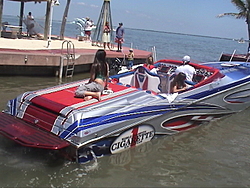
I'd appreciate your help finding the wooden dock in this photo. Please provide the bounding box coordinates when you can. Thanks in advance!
[0,36,152,76]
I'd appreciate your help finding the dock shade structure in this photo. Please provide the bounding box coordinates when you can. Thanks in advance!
[0,0,69,40]
[92,0,114,47]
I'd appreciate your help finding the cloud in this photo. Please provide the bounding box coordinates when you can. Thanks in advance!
[137,13,151,19]
[75,2,99,8]
[76,2,86,6]
[123,9,152,20]
[90,4,99,8]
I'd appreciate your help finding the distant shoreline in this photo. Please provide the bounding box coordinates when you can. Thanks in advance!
[127,27,232,41]
[2,14,236,41]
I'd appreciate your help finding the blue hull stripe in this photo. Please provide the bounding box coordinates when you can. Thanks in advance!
[60,103,225,139]
[188,77,250,99]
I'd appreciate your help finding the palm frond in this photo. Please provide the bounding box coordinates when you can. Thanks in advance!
[231,0,247,12]
[217,12,245,19]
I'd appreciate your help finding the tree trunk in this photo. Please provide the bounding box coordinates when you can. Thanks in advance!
[59,0,71,40]
[247,13,250,52]
[0,0,3,38]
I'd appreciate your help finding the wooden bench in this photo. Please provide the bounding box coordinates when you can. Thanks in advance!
[4,25,23,39]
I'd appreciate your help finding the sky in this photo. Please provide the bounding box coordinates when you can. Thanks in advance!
[2,0,248,39]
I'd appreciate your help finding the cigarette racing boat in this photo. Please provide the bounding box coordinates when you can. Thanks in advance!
[1,59,250,163]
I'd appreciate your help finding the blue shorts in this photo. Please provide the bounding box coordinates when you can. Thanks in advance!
[127,60,133,69]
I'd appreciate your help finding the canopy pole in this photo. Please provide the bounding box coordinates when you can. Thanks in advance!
[18,2,24,34]
[44,0,52,40]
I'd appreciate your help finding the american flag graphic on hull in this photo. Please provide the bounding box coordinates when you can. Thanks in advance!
[161,114,225,132]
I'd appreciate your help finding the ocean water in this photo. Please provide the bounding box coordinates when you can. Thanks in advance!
[2,14,248,61]
[0,15,250,187]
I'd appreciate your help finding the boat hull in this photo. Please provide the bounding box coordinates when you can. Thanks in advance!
[1,59,250,163]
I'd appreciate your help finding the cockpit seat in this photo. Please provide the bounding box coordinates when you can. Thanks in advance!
[130,66,161,93]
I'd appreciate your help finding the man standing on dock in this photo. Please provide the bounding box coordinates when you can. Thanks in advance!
[84,17,93,41]
[25,12,41,38]
[115,23,124,52]
[26,12,35,37]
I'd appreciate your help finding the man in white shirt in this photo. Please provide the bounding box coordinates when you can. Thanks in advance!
[84,17,93,40]
[26,12,34,36]
[175,55,196,84]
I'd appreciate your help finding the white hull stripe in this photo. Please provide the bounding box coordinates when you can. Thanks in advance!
[191,116,214,121]
[166,122,193,130]
[34,80,88,96]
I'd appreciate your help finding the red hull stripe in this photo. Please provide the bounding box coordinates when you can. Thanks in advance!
[23,83,138,132]
[173,124,198,131]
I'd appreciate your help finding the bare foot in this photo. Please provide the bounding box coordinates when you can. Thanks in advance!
[95,92,101,101]
[84,96,92,101]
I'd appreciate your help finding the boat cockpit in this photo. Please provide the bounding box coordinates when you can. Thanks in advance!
[110,59,223,95]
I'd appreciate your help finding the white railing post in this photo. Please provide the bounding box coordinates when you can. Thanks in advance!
[229,49,236,62]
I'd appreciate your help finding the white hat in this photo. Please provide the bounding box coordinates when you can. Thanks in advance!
[182,55,190,63]
[129,48,133,52]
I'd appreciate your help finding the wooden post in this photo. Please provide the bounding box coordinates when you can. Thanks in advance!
[44,0,52,40]
[19,2,24,34]
[0,0,3,38]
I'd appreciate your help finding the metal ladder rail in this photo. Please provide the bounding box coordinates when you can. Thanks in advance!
[65,41,76,78]
[152,46,157,61]
[229,49,236,62]
[246,56,250,62]
[246,53,250,62]
[61,40,76,78]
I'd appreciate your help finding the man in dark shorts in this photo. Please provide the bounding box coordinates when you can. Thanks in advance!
[115,23,125,52]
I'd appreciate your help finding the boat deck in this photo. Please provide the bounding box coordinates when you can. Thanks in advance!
[24,80,139,112]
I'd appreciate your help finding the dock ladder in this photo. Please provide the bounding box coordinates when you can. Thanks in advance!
[61,40,76,78]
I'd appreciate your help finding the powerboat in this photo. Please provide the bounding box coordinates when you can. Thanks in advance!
[219,49,250,62]
[1,59,250,163]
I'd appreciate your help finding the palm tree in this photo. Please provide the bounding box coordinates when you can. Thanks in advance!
[0,0,3,38]
[218,0,250,51]
[60,0,71,40]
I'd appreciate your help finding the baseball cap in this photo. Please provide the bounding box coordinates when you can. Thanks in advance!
[182,55,190,63]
